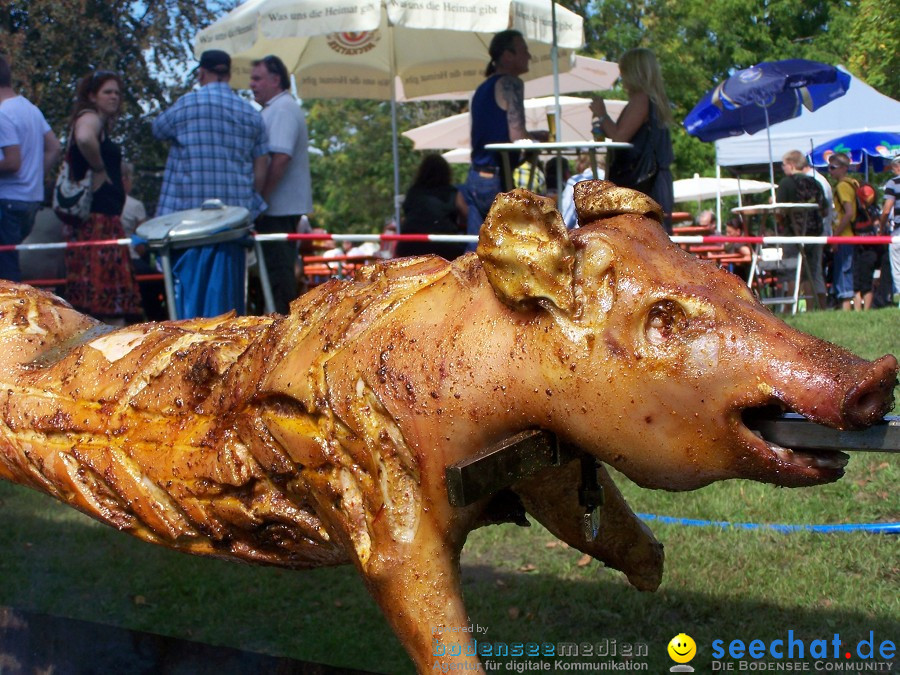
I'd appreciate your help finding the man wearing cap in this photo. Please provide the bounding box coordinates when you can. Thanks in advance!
[249,54,312,314]
[153,49,268,217]
[152,50,269,318]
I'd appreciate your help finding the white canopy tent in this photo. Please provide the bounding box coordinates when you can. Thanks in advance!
[715,70,900,168]
[710,69,900,226]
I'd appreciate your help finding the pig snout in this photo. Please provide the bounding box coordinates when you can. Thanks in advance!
[840,354,898,429]
[762,342,897,431]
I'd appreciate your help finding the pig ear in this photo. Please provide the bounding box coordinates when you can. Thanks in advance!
[574,180,664,226]
[476,189,575,313]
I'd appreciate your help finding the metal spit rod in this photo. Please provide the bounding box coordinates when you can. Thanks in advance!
[445,415,900,508]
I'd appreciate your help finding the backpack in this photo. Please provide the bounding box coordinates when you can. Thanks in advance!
[789,174,825,236]
[853,183,880,235]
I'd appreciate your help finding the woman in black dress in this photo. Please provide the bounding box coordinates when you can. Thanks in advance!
[397,154,468,260]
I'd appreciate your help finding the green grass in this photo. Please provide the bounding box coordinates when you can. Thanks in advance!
[0,309,897,673]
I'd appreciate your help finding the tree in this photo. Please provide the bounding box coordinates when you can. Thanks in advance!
[307,98,464,233]
[1,0,235,206]
[565,0,876,182]
[843,0,900,100]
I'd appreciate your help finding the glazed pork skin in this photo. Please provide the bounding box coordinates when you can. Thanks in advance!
[0,181,895,673]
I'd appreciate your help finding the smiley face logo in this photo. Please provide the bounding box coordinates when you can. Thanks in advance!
[668,633,696,663]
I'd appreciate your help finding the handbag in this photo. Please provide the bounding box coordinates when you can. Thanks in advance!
[52,149,92,223]
[608,104,660,194]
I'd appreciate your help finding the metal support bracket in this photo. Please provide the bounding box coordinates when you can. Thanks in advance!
[445,430,578,507]
[578,454,604,541]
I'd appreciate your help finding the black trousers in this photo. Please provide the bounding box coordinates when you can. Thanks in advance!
[255,214,300,315]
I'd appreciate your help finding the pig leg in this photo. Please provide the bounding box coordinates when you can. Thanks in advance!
[513,460,664,591]
[362,527,480,673]
[303,476,480,673]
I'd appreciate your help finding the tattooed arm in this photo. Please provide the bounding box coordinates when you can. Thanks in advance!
[495,74,529,141]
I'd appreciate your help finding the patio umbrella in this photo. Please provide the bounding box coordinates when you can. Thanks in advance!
[673,174,774,203]
[398,54,619,101]
[196,0,584,222]
[403,96,626,150]
[683,59,852,202]
[808,131,900,178]
[196,0,583,97]
[442,148,473,164]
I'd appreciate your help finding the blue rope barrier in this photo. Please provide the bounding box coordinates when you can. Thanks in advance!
[636,513,900,534]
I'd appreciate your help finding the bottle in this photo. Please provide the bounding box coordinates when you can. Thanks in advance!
[591,115,606,142]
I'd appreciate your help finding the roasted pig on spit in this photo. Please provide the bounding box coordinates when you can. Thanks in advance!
[0,181,895,672]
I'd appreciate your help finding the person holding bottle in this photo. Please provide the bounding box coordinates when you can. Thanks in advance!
[590,48,674,233]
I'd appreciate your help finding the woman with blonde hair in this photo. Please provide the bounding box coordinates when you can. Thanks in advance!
[591,48,675,232]
[62,70,142,323]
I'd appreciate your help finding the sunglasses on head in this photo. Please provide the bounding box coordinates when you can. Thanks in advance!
[828,164,841,170]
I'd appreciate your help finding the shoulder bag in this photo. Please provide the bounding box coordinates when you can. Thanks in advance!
[52,145,92,224]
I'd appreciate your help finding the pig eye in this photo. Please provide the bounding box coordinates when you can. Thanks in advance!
[645,300,687,346]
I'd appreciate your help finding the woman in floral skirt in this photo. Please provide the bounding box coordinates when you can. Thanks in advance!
[63,70,142,324]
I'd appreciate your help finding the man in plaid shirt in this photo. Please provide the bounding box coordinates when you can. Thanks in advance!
[152,50,269,319]
[153,50,268,217]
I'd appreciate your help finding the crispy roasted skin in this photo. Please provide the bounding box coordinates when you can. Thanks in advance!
[0,182,895,674]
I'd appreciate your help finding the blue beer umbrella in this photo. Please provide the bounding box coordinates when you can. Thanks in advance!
[684,59,852,200]
[808,131,900,176]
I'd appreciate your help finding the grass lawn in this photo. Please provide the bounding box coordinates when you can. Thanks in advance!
[0,308,897,673]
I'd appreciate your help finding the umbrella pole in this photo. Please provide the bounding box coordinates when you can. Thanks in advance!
[764,105,776,204]
[389,28,401,230]
[551,1,561,142]
[550,1,563,203]
[715,161,722,231]
[391,93,401,229]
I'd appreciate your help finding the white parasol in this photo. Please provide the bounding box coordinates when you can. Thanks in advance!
[398,55,619,101]
[196,0,584,98]
[673,174,775,203]
[403,97,626,151]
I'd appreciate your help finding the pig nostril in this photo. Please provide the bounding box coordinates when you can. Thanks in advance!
[844,382,893,428]
[857,391,884,416]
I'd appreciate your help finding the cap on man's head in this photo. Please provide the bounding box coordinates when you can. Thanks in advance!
[197,49,231,74]
[891,155,900,167]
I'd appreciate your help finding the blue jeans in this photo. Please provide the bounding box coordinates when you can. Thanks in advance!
[0,200,40,282]
[832,244,854,300]
[462,168,502,252]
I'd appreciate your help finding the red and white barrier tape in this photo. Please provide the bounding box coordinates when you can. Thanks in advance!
[2,233,899,253]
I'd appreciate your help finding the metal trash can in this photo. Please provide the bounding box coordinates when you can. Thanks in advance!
[137,200,275,320]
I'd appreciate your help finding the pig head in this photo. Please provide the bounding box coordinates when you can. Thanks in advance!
[472,182,897,492]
